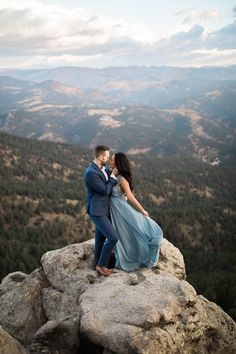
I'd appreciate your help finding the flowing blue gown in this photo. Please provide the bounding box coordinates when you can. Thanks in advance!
[110,175,163,271]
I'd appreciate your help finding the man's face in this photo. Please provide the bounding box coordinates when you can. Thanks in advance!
[100,150,110,165]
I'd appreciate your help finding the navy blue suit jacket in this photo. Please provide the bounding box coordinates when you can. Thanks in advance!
[84,162,117,216]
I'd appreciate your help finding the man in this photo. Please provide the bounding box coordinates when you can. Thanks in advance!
[84,145,118,276]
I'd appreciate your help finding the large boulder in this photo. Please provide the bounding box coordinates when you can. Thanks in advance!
[41,239,98,296]
[40,237,186,296]
[0,238,235,353]
[0,271,28,297]
[42,287,80,320]
[154,238,186,280]
[28,318,80,354]
[79,270,236,354]
[0,325,29,354]
[0,268,48,345]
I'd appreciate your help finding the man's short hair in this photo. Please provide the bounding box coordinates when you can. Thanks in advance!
[95,145,110,158]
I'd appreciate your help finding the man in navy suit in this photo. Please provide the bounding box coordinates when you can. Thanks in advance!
[84,145,118,276]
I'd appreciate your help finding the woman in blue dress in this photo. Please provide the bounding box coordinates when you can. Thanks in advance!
[109,152,163,272]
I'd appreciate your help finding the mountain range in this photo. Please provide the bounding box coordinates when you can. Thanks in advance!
[0,65,235,166]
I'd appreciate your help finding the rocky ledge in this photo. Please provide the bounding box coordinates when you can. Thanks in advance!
[0,238,235,354]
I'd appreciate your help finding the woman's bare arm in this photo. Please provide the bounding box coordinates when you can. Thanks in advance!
[120,178,149,216]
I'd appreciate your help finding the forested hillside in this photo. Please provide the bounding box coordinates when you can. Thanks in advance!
[0,132,93,276]
[0,131,235,319]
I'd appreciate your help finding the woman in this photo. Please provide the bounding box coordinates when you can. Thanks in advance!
[109,152,163,271]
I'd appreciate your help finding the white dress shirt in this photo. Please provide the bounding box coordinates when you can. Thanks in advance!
[101,166,108,181]
[101,166,117,181]
[93,161,117,181]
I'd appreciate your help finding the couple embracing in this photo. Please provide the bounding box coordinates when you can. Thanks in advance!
[84,145,163,276]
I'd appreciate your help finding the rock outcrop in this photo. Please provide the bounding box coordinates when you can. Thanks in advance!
[0,325,29,354]
[0,238,235,354]
[0,268,48,345]
[28,318,80,354]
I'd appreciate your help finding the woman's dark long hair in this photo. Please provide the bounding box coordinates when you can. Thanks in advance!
[114,152,133,190]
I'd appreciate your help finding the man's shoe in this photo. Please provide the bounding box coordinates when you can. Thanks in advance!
[96,265,112,276]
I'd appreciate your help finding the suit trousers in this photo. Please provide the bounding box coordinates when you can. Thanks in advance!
[89,215,118,267]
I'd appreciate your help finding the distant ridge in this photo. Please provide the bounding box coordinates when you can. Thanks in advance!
[1,65,236,90]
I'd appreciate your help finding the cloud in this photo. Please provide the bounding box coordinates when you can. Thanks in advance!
[130,24,236,67]
[0,1,156,57]
[233,6,236,17]
[174,8,219,23]
[0,0,235,68]
[183,10,219,24]
[206,20,236,50]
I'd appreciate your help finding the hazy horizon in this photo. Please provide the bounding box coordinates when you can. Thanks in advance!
[0,63,236,72]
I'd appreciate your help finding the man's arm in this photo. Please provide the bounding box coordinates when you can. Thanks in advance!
[85,170,117,195]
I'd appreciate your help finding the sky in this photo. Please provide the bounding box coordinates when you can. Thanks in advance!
[0,0,236,69]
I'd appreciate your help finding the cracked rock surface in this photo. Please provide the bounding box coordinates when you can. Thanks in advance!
[0,238,235,354]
